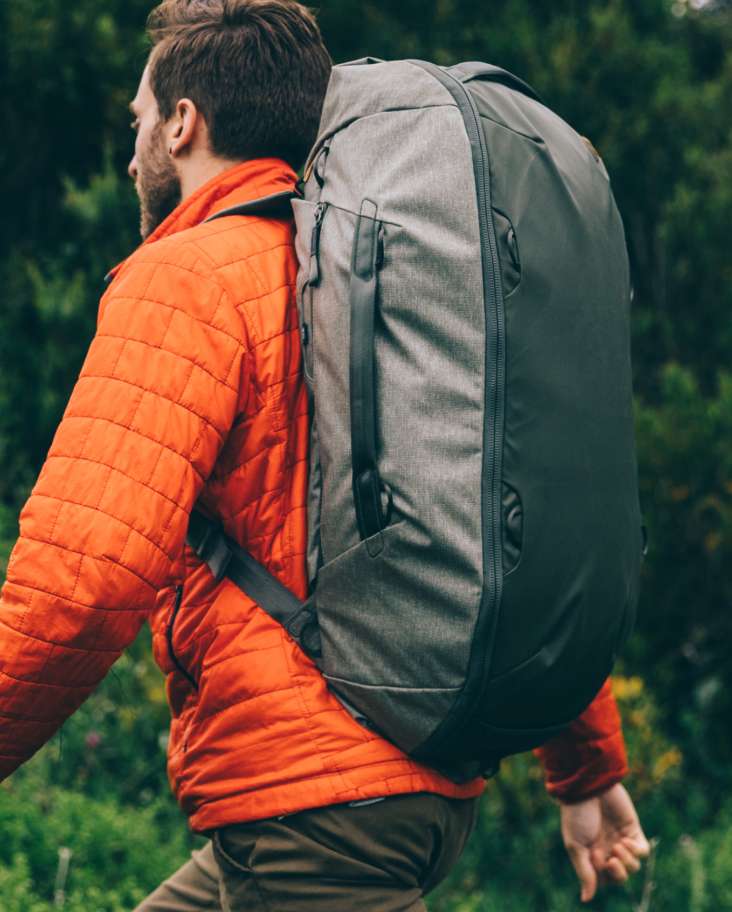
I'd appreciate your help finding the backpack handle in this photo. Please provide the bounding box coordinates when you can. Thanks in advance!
[448,62,543,105]
[340,56,385,67]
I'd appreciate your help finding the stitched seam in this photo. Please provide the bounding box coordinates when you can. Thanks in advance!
[104,294,243,347]
[5,579,150,613]
[130,243,294,286]
[0,668,100,690]
[210,242,294,273]
[68,551,86,611]
[158,292,178,353]
[187,218,262,242]
[0,618,121,654]
[224,456,308,517]
[95,334,239,389]
[15,535,158,591]
[212,437,288,483]
[193,681,303,724]
[77,376,227,440]
[246,367,302,396]
[213,512,306,550]
[30,494,173,561]
[240,320,299,354]
[59,417,206,482]
[176,620,276,652]
[233,279,295,306]
[212,287,244,394]
[101,294,293,354]
[144,444,172,506]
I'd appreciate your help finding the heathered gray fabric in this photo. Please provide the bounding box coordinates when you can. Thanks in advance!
[294,62,486,745]
[314,60,457,150]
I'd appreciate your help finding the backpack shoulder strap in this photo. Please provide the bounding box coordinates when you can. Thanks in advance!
[186,510,321,657]
[205,190,300,223]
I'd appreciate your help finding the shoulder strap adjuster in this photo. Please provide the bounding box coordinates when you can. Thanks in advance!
[285,604,322,659]
[188,514,232,582]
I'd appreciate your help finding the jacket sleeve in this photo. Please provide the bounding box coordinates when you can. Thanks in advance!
[0,251,247,779]
[533,677,629,803]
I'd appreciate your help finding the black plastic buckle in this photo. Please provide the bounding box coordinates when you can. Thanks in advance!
[191,524,216,560]
[207,537,233,582]
[286,605,315,639]
[192,524,232,582]
[285,606,322,658]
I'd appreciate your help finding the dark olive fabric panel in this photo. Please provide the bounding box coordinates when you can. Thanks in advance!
[470,77,642,729]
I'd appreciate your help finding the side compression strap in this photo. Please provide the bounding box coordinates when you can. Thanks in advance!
[186,510,321,657]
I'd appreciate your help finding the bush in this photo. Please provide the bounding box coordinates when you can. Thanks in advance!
[0,771,195,910]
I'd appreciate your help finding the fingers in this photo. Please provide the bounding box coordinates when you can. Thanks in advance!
[610,841,642,875]
[605,854,631,883]
[622,833,652,858]
[567,844,598,903]
[594,834,650,888]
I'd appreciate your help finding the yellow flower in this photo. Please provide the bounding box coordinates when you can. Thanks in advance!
[652,747,683,782]
[613,676,644,701]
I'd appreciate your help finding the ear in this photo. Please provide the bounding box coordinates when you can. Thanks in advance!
[168,98,204,157]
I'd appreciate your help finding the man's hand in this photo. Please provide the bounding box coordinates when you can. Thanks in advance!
[560,782,651,903]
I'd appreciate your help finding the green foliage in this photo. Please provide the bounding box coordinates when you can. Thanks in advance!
[0,773,193,910]
[635,366,732,779]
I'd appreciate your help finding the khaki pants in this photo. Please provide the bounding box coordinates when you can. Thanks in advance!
[135,793,480,912]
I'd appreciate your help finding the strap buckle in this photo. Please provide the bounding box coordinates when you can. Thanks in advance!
[191,524,232,582]
[285,605,322,658]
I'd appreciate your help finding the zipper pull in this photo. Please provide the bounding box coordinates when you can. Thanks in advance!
[309,202,327,287]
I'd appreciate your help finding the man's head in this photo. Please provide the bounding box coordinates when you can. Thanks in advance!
[129,0,332,238]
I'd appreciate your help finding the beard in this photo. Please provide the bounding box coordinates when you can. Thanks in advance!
[136,122,182,240]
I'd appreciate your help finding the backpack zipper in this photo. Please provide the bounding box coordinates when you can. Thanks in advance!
[309,201,328,287]
[302,201,329,383]
[408,60,506,762]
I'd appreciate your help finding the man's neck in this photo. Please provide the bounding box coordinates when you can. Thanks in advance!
[179,155,244,202]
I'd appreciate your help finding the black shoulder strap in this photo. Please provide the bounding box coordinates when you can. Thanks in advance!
[186,510,321,657]
[205,190,299,223]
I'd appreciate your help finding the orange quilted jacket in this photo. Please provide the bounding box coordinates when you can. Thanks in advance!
[0,159,627,830]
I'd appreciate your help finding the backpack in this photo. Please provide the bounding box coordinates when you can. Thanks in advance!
[189,58,643,782]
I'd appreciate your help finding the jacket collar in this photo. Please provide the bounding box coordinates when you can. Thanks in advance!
[106,157,298,283]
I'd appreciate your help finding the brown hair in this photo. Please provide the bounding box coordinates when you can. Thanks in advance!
[146,0,332,169]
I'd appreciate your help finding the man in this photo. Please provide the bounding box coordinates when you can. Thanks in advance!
[0,1,649,908]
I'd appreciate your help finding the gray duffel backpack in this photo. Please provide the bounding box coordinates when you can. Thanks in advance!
[189,58,644,782]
